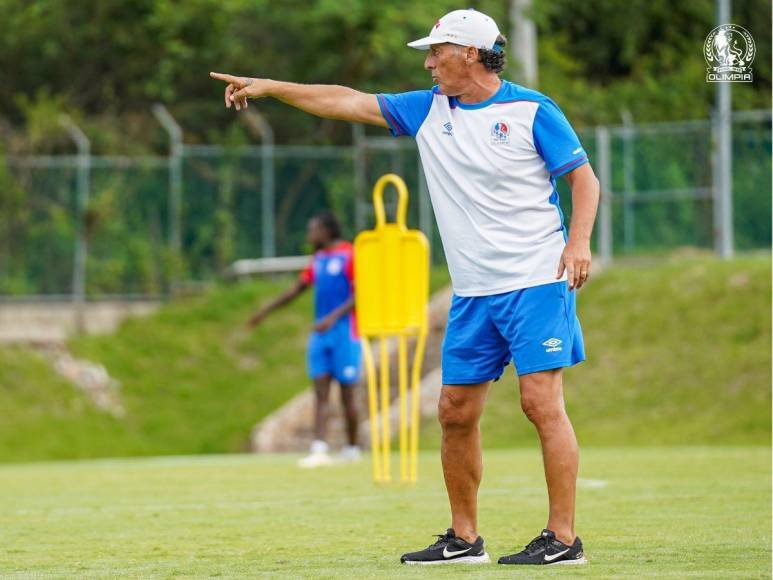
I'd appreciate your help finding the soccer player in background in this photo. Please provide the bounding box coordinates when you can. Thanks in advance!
[213,7,599,566]
[248,212,362,467]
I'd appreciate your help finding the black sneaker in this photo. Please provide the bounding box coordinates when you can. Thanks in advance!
[400,528,490,565]
[498,529,587,566]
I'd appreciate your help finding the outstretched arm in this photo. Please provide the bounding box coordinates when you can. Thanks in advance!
[210,73,388,128]
[247,279,309,328]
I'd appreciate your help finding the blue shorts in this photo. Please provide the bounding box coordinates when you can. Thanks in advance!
[307,322,362,384]
[442,281,585,384]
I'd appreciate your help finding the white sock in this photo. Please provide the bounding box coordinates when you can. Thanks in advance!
[310,439,329,454]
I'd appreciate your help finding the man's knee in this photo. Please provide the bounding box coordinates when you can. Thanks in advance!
[519,372,566,426]
[314,378,331,402]
[341,389,357,415]
[520,391,565,426]
[438,391,478,432]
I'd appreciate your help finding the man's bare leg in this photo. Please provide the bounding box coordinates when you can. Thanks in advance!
[339,383,358,446]
[313,374,333,441]
[519,368,578,545]
[438,382,491,544]
[297,374,335,467]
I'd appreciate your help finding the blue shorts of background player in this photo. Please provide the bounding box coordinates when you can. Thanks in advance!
[307,320,362,385]
[442,280,585,384]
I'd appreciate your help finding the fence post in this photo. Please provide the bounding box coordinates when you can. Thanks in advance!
[510,0,538,87]
[259,117,276,258]
[595,125,613,264]
[712,0,734,259]
[152,105,183,261]
[243,110,276,257]
[621,111,635,252]
[352,124,367,232]
[711,111,734,258]
[59,115,90,334]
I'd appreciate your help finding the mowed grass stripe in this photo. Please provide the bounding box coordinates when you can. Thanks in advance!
[1,447,769,578]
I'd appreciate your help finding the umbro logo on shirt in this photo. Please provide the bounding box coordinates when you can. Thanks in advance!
[442,122,453,136]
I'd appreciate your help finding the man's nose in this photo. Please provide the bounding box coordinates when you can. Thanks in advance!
[424,56,434,70]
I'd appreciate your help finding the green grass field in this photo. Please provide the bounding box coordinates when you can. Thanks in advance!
[425,253,772,448]
[0,266,455,462]
[1,447,769,578]
[0,254,770,461]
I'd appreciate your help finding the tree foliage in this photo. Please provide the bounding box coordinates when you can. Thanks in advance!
[0,0,769,149]
[0,1,769,295]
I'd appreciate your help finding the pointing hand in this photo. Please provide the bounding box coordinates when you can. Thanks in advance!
[209,72,271,111]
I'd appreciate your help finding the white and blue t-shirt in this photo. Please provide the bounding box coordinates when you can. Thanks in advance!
[377,80,588,297]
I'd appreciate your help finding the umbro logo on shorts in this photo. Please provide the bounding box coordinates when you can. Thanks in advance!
[542,338,563,352]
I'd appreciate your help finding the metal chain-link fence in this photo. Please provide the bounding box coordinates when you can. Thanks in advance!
[2,111,770,299]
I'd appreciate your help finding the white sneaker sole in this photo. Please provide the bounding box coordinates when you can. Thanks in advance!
[403,553,491,565]
[547,556,588,566]
[297,455,334,468]
[498,556,588,566]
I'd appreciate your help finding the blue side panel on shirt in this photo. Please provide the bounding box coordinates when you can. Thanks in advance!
[377,89,435,137]
[548,180,566,233]
[532,98,588,177]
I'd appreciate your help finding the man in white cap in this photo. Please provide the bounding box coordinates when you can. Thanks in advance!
[211,7,598,567]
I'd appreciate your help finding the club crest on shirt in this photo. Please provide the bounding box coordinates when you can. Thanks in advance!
[326,258,343,275]
[491,121,510,145]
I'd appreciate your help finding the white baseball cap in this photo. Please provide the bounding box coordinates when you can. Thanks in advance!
[407,8,501,51]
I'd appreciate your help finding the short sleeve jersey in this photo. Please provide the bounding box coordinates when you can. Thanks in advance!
[377,81,588,296]
[299,241,357,332]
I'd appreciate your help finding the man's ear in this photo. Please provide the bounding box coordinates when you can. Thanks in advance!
[466,47,478,65]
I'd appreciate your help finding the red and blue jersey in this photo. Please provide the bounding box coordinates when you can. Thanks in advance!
[299,241,357,336]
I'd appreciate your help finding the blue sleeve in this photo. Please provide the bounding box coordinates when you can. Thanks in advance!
[532,99,589,177]
[376,90,433,138]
